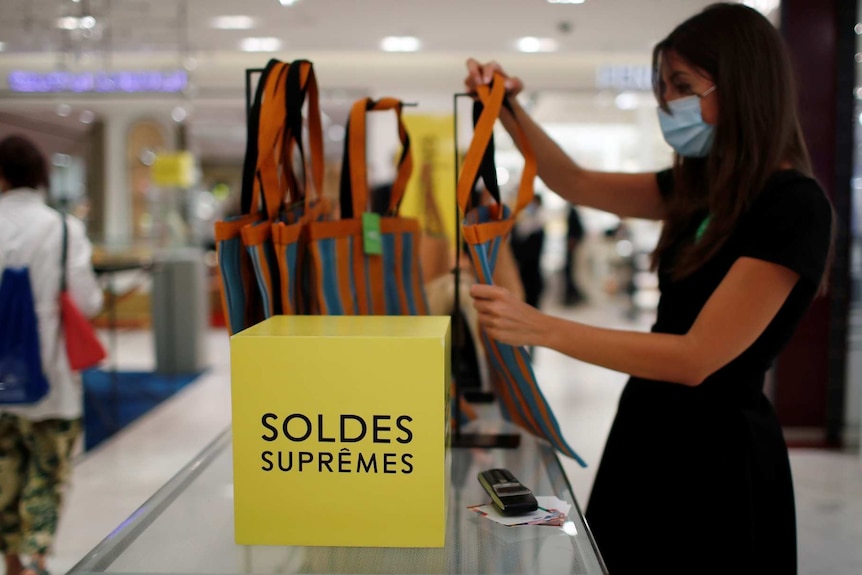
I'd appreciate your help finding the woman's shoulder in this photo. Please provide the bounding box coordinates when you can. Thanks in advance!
[759,169,826,199]
[750,169,831,224]
[737,169,833,287]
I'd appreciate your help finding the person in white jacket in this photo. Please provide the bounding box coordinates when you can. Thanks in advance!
[0,135,103,575]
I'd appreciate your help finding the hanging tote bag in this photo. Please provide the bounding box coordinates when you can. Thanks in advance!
[271,59,329,315]
[239,59,296,321]
[307,97,428,316]
[458,74,586,465]
[58,213,107,371]
[214,59,284,334]
[0,267,50,404]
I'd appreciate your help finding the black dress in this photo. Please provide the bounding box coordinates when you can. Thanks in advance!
[585,170,833,574]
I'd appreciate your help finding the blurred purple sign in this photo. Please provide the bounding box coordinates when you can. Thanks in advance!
[7,70,188,93]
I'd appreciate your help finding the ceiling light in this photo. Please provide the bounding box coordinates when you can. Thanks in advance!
[279,0,300,5]
[547,0,586,4]
[52,153,72,168]
[79,110,95,124]
[614,92,640,110]
[856,23,862,35]
[56,15,98,30]
[57,16,79,30]
[380,36,421,52]
[516,37,558,53]
[740,0,780,15]
[171,106,187,123]
[56,103,72,117]
[240,37,281,52]
[211,15,255,30]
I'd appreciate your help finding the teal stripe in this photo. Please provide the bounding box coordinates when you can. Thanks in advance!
[247,246,272,317]
[475,241,494,284]
[364,249,373,313]
[347,236,359,314]
[262,239,281,315]
[286,242,298,311]
[320,239,344,315]
[489,235,501,269]
[218,237,245,332]
[401,232,417,315]
[382,234,399,315]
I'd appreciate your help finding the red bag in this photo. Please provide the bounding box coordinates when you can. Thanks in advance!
[59,214,106,371]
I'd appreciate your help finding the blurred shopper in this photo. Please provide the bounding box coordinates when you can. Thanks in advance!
[510,194,546,309]
[0,135,103,575]
[562,205,586,306]
[464,4,832,574]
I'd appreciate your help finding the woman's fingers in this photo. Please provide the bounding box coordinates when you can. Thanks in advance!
[504,77,524,96]
[466,57,484,88]
[470,283,505,301]
[481,60,502,84]
[464,58,523,96]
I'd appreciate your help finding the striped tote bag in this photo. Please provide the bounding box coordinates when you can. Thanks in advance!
[214,59,285,334]
[458,74,586,465]
[307,97,428,316]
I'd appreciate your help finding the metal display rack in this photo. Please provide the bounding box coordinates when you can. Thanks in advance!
[242,69,518,449]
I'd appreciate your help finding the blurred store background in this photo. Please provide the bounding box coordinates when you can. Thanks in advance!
[2,1,862,573]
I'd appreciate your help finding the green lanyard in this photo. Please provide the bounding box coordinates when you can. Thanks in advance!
[695,214,711,243]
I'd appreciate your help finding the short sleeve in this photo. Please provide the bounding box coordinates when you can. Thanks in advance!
[740,177,833,287]
[656,168,674,199]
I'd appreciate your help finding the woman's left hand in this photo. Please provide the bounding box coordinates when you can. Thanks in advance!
[470,284,549,347]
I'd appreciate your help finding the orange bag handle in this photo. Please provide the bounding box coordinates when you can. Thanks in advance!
[456,73,537,219]
[255,60,291,220]
[341,97,413,219]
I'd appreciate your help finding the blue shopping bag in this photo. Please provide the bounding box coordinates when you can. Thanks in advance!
[0,267,50,404]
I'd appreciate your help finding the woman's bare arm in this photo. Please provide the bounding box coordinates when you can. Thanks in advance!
[466,59,667,220]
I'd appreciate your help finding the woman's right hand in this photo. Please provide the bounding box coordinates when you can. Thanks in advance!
[464,58,524,97]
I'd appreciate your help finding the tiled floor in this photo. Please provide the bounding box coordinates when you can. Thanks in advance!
[31,297,862,574]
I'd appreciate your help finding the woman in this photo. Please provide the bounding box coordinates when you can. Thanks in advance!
[0,135,103,575]
[465,4,832,574]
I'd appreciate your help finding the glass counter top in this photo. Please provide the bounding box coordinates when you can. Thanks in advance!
[69,423,606,575]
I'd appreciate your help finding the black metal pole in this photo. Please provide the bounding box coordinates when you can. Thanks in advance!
[451,92,519,450]
[452,94,462,440]
[245,68,264,122]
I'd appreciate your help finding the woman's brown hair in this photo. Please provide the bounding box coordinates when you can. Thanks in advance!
[651,3,815,282]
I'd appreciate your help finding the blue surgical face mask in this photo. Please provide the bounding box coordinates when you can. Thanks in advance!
[657,87,716,158]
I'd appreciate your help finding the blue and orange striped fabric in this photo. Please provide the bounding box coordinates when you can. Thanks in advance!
[215,59,327,332]
[214,59,285,334]
[458,74,586,466]
[242,220,281,318]
[306,97,428,317]
[307,219,428,315]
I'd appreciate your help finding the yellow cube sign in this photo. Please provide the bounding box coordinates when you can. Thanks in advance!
[231,315,451,548]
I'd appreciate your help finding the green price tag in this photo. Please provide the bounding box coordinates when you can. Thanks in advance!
[362,213,382,255]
